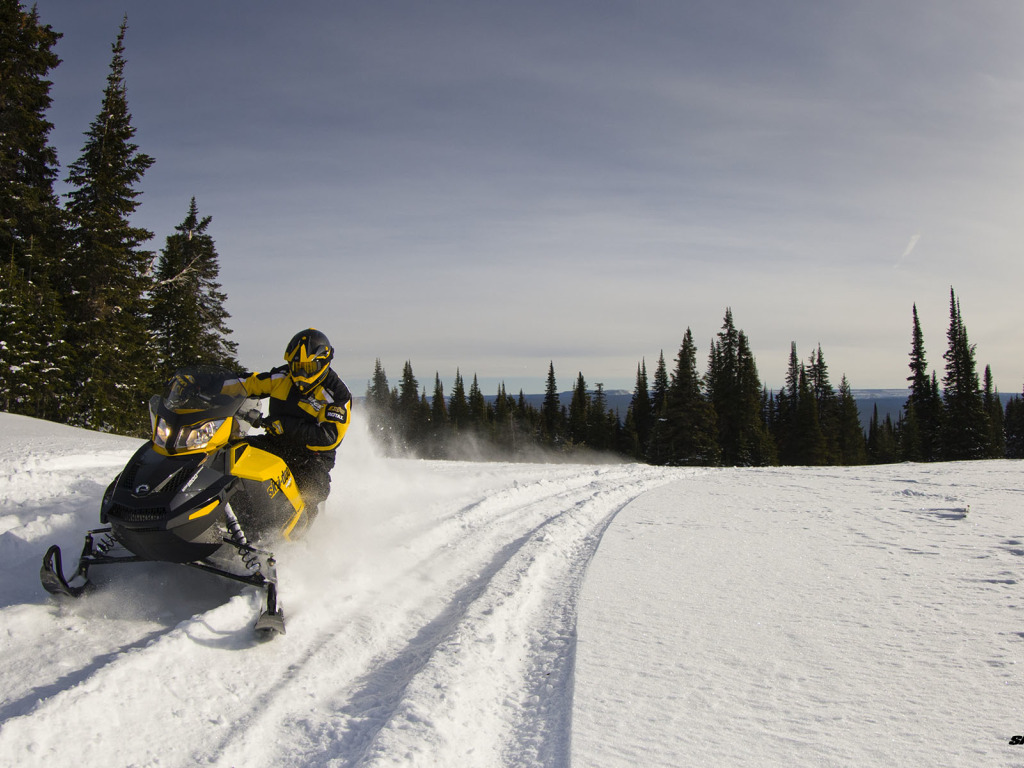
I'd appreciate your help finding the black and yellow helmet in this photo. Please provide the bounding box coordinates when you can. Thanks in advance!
[284,328,333,393]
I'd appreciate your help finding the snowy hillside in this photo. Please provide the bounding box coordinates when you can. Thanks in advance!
[1,411,1023,767]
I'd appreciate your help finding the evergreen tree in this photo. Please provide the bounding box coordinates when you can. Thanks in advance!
[646,351,671,463]
[448,369,469,430]
[0,1,69,418]
[792,366,827,465]
[150,198,237,379]
[0,257,69,418]
[468,373,487,428]
[808,345,838,462]
[628,360,652,457]
[427,372,449,458]
[492,382,516,452]
[396,361,422,449]
[774,342,802,463]
[62,19,156,434]
[903,303,940,461]
[867,404,898,464]
[982,365,1005,458]
[365,359,398,454]
[940,288,988,459]
[835,375,867,465]
[706,309,774,465]
[662,328,719,465]
[567,372,589,446]
[0,0,62,278]
[650,351,669,418]
[1005,389,1024,459]
[540,361,563,445]
[587,382,614,451]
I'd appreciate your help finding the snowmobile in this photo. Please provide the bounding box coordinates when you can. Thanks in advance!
[40,365,312,636]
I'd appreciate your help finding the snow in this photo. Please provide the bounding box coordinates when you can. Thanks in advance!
[1,411,1024,766]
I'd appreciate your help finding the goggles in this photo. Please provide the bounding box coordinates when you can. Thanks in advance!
[291,358,325,375]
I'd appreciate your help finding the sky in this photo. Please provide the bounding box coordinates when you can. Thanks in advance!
[31,0,1024,395]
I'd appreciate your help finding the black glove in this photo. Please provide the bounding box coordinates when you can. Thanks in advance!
[242,409,263,427]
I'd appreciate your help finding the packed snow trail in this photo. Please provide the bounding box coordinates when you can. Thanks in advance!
[0,414,678,767]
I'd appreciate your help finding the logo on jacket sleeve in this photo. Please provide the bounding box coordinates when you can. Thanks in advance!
[325,405,348,423]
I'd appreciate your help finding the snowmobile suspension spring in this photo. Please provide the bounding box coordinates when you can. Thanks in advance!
[223,504,249,548]
[94,532,118,555]
[240,545,262,573]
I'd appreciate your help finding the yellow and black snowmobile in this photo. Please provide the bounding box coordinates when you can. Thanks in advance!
[40,365,312,635]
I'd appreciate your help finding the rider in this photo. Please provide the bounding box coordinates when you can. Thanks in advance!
[242,329,352,516]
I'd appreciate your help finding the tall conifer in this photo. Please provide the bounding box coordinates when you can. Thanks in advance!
[663,328,719,465]
[0,1,69,418]
[448,369,469,430]
[62,18,155,433]
[628,360,652,456]
[150,198,237,379]
[835,376,867,465]
[903,303,940,460]
[707,309,773,465]
[940,288,988,459]
[568,372,589,446]
[540,361,562,445]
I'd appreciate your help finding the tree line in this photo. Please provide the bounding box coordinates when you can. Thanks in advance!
[1,7,237,435]
[365,292,1024,467]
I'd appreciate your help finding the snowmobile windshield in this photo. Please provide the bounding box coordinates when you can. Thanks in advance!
[160,366,249,419]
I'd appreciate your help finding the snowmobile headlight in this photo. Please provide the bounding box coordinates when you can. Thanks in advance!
[175,418,227,451]
[153,417,174,448]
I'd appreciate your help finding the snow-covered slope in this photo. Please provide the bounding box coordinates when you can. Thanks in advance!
[0,412,1022,766]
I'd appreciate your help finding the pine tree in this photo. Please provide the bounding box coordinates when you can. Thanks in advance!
[468,373,487,428]
[867,404,898,464]
[427,373,449,458]
[62,18,156,434]
[646,351,671,463]
[835,376,867,465]
[628,360,652,458]
[982,365,1005,458]
[567,372,589,446]
[662,328,719,465]
[587,382,614,451]
[1005,389,1024,459]
[706,309,774,465]
[808,345,838,462]
[365,358,398,453]
[540,361,562,445]
[774,342,802,463]
[903,303,940,461]
[0,1,62,276]
[448,369,469,430]
[940,288,988,459]
[792,366,827,465]
[492,382,515,452]
[0,1,69,419]
[396,360,422,450]
[150,198,237,379]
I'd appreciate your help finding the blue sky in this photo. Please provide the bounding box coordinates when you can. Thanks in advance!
[35,1,1024,395]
